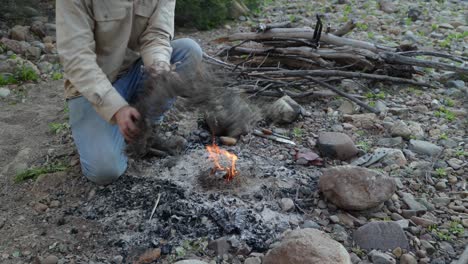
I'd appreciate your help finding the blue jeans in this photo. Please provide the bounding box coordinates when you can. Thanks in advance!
[68,38,203,185]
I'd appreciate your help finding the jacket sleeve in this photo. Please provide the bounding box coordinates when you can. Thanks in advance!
[139,0,175,67]
[56,0,128,123]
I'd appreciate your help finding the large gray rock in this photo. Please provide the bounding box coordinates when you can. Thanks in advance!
[317,132,358,160]
[319,166,396,211]
[263,228,351,264]
[409,140,443,156]
[267,95,301,124]
[353,222,409,251]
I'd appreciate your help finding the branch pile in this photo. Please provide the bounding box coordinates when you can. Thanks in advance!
[207,19,468,113]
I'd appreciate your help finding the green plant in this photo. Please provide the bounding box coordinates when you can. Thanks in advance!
[49,122,70,134]
[428,224,452,241]
[455,147,467,157]
[351,246,366,258]
[449,221,465,236]
[435,168,447,177]
[439,133,448,140]
[367,32,375,39]
[443,98,455,107]
[16,65,39,82]
[292,127,304,138]
[431,24,438,31]
[365,91,385,100]
[435,107,456,122]
[356,22,368,31]
[356,141,371,152]
[14,163,69,183]
[0,74,18,86]
[52,72,63,81]
[368,101,376,107]
[9,53,17,60]
[405,18,412,26]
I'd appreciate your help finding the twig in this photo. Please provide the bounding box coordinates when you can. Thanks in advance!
[149,193,161,220]
[397,51,467,63]
[380,52,468,74]
[306,77,380,114]
[332,19,356,37]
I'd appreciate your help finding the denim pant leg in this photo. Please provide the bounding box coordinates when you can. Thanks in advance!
[68,38,202,185]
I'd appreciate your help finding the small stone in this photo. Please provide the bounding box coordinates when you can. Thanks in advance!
[377,137,403,147]
[412,105,429,113]
[0,218,5,229]
[279,198,295,212]
[0,88,11,98]
[267,96,301,124]
[49,200,60,208]
[353,222,409,251]
[395,219,409,229]
[329,215,340,224]
[317,132,358,160]
[409,140,443,156]
[400,254,417,264]
[439,241,455,255]
[446,80,465,90]
[392,247,402,258]
[439,23,454,29]
[343,113,378,129]
[411,216,437,228]
[113,255,123,264]
[173,260,209,264]
[448,176,457,184]
[435,181,446,190]
[33,203,48,213]
[369,250,396,264]
[301,220,320,229]
[338,100,355,114]
[244,257,261,264]
[42,255,59,264]
[420,240,435,255]
[401,193,427,211]
[208,237,231,256]
[378,0,397,13]
[447,158,463,170]
[219,136,237,146]
[390,120,412,139]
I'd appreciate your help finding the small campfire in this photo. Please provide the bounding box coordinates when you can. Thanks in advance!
[206,141,239,181]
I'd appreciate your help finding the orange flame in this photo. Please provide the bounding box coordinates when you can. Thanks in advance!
[206,144,238,181]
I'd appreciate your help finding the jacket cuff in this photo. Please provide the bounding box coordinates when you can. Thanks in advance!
[141,49,171,67]
[95,88,128,124]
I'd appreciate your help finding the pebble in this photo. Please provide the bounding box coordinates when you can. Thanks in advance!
[435,181,446,190]
[0,218,5,229]
[301,220,320,229]
[317,132,358,160]
[42,255,59,264]
[400,254,417,264]
[219,136,237,146]
[369,250,396,264]
[390,120,412,139]
[353,222,409,250]
[447,158,463,170]
[33,203,48,213]
[244,257,261,264]
[279,198,294,212]
[410,216,437,227]
[0,88,11,98]
[420,240,435,255]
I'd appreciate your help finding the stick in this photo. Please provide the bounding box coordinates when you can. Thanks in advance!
[332,19,356,37]
[149,193,161,220]
[306,77,380,114]
[248,69,437,88]
[380,52,468,74]
[397,51,467,63]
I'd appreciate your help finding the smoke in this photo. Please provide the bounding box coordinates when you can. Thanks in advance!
[126,66,261,158]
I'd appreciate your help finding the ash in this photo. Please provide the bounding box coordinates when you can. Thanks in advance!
[80,139,320,258]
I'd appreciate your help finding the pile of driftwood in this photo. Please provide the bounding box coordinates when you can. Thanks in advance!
[205,18,468,113]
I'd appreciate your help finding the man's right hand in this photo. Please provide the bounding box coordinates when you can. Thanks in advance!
[113,106,141,142]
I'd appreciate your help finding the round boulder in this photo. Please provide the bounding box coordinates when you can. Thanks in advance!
[319,165,396,210]
[263,228,351,264]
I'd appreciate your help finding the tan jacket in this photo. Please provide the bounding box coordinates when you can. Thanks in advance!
[56,0,175,123]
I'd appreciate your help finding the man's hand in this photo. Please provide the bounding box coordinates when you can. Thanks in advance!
[149,61,172,77]
[113,106,141,142]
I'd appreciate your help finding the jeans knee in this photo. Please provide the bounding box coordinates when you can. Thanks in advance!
[81,157,127,185]
[178,38,203,64]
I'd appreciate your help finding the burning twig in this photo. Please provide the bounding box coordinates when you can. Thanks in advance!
[149,193,161,220]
